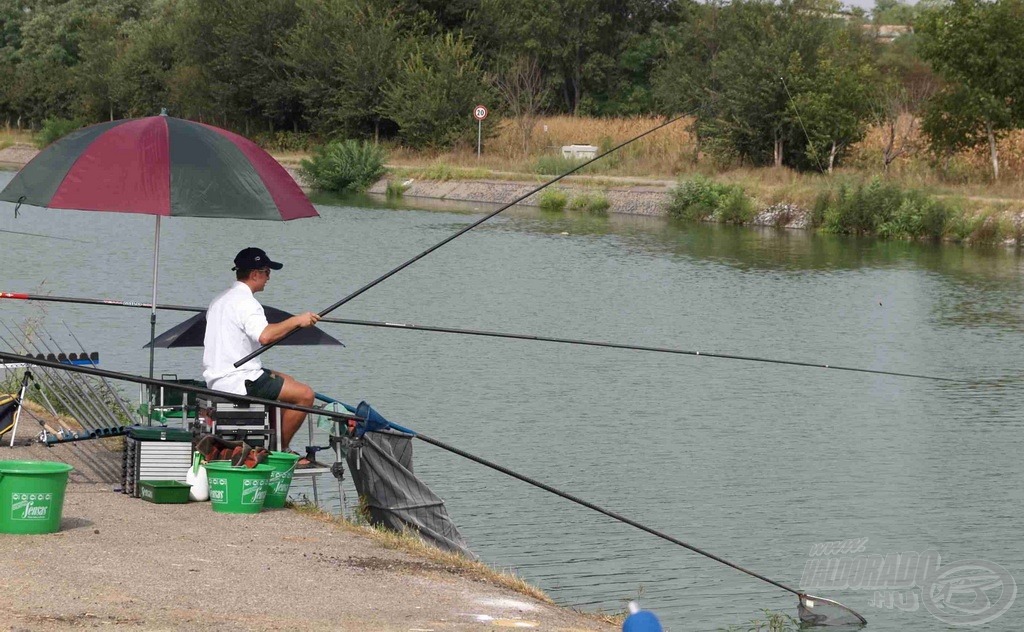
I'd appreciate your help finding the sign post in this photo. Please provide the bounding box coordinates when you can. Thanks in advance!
[473,104,488,160]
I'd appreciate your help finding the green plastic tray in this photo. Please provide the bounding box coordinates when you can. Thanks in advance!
[138,480,191,504]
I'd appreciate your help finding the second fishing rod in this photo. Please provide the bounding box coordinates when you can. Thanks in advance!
[0,292,962,383]
[234,114,690,366]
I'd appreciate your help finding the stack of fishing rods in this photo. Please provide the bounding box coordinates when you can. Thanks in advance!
[0,322,130,482]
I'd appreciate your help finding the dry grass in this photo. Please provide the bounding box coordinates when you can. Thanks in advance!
[292,503,553,603]
[0,128,33,151]
[271,114,1024,228]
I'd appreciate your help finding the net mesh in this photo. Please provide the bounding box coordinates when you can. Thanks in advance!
[798,594,867,627]
[344,429,475,559]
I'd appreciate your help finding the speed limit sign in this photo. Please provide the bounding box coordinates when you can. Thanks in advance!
[473,104,488,121]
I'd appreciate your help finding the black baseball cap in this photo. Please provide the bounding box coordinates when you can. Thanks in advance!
[232,247,283,271]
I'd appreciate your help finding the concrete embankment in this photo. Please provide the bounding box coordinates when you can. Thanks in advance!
[0,409,616,631]
[366,176,674,217]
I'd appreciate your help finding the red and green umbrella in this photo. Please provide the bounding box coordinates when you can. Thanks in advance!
[0,113,319,378]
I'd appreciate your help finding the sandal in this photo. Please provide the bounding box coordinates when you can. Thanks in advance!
[286,449,317,468]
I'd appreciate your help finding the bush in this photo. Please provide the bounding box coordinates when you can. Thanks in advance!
[569,192,610,215]
[35,118,87,148]
[299,140,387,193]
[817,179,955,240]
[538,189,568,212]
[714,187,755,224]
[667,175,748,222]
[385,180,409,198]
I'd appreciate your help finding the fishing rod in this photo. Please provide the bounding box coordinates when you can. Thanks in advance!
[0,291,962,383]
[0,349,865,626]
[234,114,691,367]
[62,320,138,423]
[0,350,358,425]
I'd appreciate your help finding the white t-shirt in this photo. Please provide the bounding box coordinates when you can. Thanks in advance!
[202,282,269,394]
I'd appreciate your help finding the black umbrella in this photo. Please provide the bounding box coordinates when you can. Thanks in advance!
[144,306,343,348]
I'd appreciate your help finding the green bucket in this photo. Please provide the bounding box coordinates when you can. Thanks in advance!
[0,460,74,534]
[263,452,300,509]
[205,462,273,514]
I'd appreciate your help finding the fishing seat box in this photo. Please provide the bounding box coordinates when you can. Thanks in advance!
[121,425,194,498]
[196,397,274,449]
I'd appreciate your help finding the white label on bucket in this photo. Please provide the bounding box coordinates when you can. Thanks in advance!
[208,477,228,503]
[241,479,267,505]
[10,492,53,520]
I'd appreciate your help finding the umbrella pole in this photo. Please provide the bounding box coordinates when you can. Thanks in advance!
[147,216,161,424]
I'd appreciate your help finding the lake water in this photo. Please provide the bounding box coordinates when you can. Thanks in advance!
[2,171,1022,630]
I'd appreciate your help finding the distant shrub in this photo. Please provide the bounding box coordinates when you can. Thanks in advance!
[385,180,409,198]
[569,192,610,215]
[35,118,87,148]
[538,189,568,212]
[714,187,755,224]
[667,175,749,222]
[810,191,831,228]
[299,140,387,193]
[816,178,955,240]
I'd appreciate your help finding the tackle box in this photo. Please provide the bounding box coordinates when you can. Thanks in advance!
[197,397,274,449]
[122,425,194,498]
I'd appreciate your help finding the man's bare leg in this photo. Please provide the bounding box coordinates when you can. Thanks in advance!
[271,370,314,451]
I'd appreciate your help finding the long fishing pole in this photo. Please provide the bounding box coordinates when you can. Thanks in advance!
[0,291,962,383]
[0,350,358,424]
[234,114,691,367]
[0,349,865,625]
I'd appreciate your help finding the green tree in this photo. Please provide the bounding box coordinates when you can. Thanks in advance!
[473,0,625,115]
[654,0,872,170]
[178,0,303,133]
[282,0,407,140]
[786,28,875,172]
[917,0,1024,179]
[382,32,492,148]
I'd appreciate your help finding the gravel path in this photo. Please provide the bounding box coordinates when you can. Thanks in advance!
[0,407,616,631]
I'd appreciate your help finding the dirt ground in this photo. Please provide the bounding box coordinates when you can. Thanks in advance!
[0,407,616,632]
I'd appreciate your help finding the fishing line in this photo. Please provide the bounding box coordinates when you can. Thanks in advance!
[0,228,89,243]
[0,350,866,626]
[0,292,965,383]
[780,76,827,175]
[234,114,691,367]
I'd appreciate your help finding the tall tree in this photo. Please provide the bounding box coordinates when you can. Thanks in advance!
[282,0,407,140]
[382,32,492,148]
[917,0,1024,179]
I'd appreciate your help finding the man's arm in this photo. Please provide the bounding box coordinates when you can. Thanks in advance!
[258,312,321,345]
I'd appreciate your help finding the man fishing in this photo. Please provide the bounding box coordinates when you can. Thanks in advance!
[202,247,321,462]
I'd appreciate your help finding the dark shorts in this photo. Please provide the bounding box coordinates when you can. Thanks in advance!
[244,369,284,400]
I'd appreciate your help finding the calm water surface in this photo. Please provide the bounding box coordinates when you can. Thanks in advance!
[2,172,1022,630]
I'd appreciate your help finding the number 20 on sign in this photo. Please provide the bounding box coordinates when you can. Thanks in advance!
[474,104,488,158]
